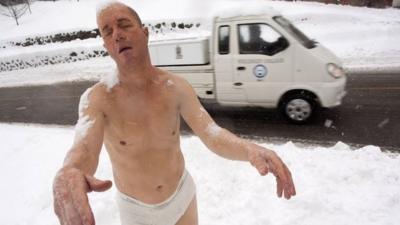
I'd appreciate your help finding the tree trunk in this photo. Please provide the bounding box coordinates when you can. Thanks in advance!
[26,0,32,14]
[13,11,19,25]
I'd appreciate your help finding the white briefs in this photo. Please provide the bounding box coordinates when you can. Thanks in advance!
[116,170,196,225]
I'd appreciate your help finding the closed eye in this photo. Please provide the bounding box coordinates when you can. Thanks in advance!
[120,24,132,29]
[103,28,112,37]
[105,31,112,36]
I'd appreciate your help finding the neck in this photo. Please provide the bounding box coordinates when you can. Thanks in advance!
[116,58,158,91]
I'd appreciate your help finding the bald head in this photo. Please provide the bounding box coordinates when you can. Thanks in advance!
[96,1,142,26]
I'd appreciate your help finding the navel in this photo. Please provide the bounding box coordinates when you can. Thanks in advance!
[120,140,126,146]
[156,185,163,191]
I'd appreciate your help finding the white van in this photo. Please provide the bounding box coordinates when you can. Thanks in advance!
[149,12,346,124]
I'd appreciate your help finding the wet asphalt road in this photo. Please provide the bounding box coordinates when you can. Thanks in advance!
[0,73,399,151]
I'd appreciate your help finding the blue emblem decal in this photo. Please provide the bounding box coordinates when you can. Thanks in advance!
[253,64,267,78]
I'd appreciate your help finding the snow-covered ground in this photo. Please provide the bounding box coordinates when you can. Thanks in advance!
[0,123,399,225]
[1,0,400,87]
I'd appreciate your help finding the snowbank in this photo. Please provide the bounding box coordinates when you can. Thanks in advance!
[0,123,399,225]
[0,0,399,76]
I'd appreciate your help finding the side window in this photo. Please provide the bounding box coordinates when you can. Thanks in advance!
[238,23,288,56]
[218,25,230,55]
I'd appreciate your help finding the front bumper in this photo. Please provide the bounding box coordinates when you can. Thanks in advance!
[318,77,347,108]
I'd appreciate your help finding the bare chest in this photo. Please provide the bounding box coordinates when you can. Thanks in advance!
[103,88,180,150]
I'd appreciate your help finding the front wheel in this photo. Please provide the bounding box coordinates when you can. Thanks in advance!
[280,94,316,124]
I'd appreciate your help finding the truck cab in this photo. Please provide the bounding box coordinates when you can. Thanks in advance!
[150,12,346,124]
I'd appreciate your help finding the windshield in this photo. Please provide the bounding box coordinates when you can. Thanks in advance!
[273,16,316,49]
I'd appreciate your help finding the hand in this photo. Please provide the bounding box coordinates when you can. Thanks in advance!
[248,145,296,199]
[53,167,112,225]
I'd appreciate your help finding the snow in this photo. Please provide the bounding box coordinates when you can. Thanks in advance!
[74,87,95,141]
[0,123,399,225]
[206,122,223,137]
[96,0,120,18]
[213,2,280,19]
[166,79,174,87]
[100,69,120,91]
[1,0,400,88]
[74,116,95,142]
[78,87,92,117]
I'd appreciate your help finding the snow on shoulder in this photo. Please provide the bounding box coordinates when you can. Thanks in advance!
[100,69,120,92]
[212,1,280,19]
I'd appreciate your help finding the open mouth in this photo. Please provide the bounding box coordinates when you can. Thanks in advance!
[119,47,132,54]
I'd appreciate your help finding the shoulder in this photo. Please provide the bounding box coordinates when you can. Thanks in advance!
[158,69,192,92]
[156,70,198,109]
[79,82,110,109]
[81,82,107,99]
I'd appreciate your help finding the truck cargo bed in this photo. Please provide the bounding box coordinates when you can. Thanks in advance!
[149,37,211,67]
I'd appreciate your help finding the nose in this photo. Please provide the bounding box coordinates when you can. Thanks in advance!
[113,29,125,42]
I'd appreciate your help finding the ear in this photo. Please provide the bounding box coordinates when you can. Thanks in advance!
[143,26,149,38]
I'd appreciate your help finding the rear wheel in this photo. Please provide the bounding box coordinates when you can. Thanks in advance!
[280,93,316,124]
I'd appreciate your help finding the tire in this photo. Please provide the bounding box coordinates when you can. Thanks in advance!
[280,93,316,124]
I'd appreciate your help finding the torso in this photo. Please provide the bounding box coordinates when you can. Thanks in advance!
[95,70,185,204]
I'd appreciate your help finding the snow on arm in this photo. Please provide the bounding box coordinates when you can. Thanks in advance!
[205,122,222,137]
[74,87,95,142]
[78,87,92,118]
[197,107,207,118]
[166,79,174,87]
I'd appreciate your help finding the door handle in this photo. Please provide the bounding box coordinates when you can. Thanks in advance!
[234,82,243,86]
[237,66,246,71]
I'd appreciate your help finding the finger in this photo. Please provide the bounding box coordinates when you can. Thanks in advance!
[287,176,296,197]
[276,176,284,198]
[275,166,291,199]
[85,175,113,192]
[277,177,290,199]
[282,164,296,198]
[70,180,95,225]
[269,158,292,199]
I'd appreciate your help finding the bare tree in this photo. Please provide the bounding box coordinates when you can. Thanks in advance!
[25,0,32,14]
[0,0,29,25]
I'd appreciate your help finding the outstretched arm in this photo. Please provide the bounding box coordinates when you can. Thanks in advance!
[53,86,112,225]
[177,76,296,199]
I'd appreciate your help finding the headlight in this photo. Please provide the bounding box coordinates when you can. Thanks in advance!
[327,63,345,78]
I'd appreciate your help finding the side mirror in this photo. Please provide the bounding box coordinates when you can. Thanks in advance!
[263,37,289,56]
[277,37,289,49]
